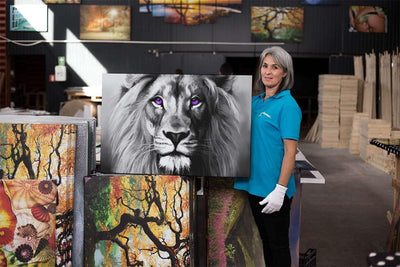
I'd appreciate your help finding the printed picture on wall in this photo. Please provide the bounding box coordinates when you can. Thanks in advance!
[301,0,338,5]
[101,74,252,177]
[44,0,80,3]
[251,7,304,42]
[349,6,387,33]
[139,0,242,26]
[9,5,48,32]
[80,5,131,40]
[84,175,193,266]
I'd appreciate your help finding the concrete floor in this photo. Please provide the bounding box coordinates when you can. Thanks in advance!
[298,141,394,267]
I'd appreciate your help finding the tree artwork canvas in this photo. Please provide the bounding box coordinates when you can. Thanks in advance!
[84,175,193,266]
[251,7,304,43]
[80,5,131,40]
[0,123,76,266]
[101,74,252,177]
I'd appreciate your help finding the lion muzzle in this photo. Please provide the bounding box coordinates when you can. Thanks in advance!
[159,155,191,174]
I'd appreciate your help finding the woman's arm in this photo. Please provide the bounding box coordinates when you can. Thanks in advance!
[277,139,298,187]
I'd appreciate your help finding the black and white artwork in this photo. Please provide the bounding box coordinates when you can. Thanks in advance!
[101,74,252,177]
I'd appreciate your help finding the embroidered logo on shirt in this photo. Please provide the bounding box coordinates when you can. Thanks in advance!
[258,112,271,118]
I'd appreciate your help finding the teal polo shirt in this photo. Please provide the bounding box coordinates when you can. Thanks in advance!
[234,90,302,198]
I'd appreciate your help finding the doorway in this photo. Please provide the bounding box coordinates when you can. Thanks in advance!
[7,55,46,110]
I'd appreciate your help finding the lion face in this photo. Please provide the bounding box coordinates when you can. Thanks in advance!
[144,75,212,173]
[108,74,240,176]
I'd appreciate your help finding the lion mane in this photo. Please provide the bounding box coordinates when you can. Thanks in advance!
[107,74,240,177]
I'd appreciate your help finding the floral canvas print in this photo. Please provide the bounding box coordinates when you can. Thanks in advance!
[0,179,57,265]
[251,7,304,42]
[84,175,193,266]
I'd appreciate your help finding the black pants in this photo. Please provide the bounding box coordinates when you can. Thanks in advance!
[248,193,292,267]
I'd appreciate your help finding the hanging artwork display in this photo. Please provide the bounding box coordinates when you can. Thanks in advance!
[9,5,48,32]
[45,0,80,3]
[349,6,387,33]
[301,0,338,5]
[139,0,242,26]
[80,5,131,40]
[0,123,77,266]
[101,74,252,177]
[84,175,193,266]
[251,7,304,42]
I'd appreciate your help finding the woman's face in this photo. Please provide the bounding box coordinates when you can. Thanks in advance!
[260,54,287,91]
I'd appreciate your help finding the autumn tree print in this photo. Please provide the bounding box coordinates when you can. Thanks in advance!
[84,175,192,267]
[0,124,76,182]
[251,7,304,42]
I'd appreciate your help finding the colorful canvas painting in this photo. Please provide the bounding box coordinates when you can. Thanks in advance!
[0,123,77,266]
[84,175,193,266]
[349,6,387,33]
[9,5,48,32]
[139,0,242,26]
[80,5,131,40]
[301,0,338,5]
[251,7,304,42]
[207,178,265,266]
[101,74,252,177]
[0,179,57,265]
[44,0,80,3]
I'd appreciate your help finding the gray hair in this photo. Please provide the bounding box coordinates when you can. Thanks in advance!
[254,46,294,95]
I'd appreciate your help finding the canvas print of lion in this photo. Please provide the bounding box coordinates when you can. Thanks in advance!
[101,74,251,177]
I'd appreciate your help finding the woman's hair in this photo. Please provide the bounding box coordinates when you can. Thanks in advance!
[254,46,294,95]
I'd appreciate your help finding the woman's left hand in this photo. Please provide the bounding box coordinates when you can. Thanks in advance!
[259,184,287,213]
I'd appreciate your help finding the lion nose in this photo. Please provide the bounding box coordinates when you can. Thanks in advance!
[164,131,189,147]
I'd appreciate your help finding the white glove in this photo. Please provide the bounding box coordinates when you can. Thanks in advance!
[259,184,287,214]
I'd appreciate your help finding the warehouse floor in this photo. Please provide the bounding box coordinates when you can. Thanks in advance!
[298,141,394,267]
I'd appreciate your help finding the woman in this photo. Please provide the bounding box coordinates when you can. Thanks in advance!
[234,46,301,267]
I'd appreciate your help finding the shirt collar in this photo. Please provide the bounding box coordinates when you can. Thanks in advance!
[257,90,290,100]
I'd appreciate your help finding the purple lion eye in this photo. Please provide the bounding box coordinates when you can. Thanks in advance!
[153,97,163,106]
[191,97,200,106]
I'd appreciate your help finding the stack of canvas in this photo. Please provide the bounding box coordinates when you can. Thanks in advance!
[369,130,400,175]
[0,116,95,267]
[359,119,391,169]
[392,130,400,139]
[339,76,359,148]
[349,112,370,155]
[393,50,400,129]
[318,74,341,148]
[379,51,392,123]
[363,53,377,119]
